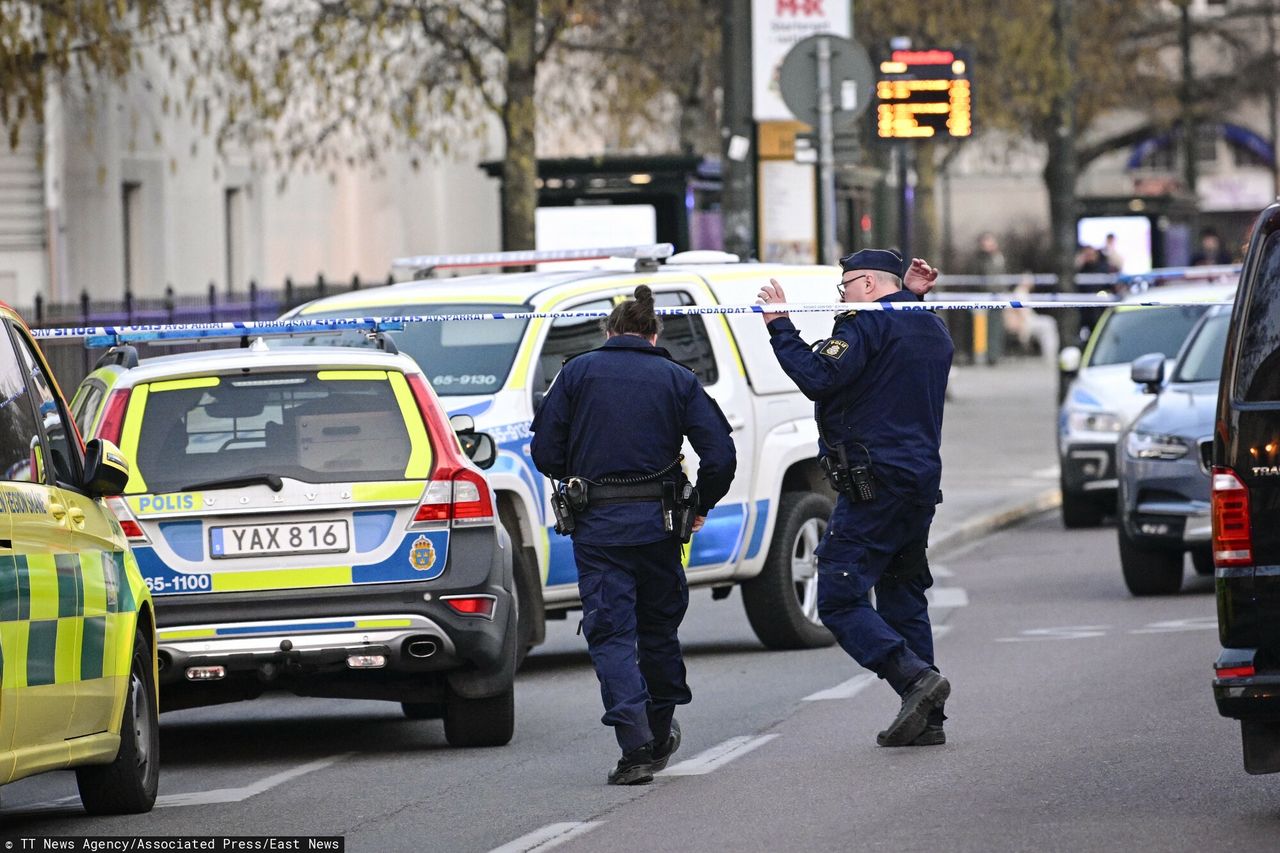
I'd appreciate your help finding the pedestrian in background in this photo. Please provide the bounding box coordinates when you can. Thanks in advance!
[756,250,954,747]
[530,285,737,785]
[1191,227,1233,266]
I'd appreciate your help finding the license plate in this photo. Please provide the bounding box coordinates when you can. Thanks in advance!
[209,520,350,559]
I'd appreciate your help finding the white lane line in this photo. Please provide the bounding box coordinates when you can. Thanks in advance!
[1129,616,1218,635]
[488,822,604,853]
[658,734,780,776]
[157,753,353,807]
[803,673,875,702]
[931,564,955,578]
[927,587,969,608]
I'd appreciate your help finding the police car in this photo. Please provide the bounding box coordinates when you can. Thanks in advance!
[285,245,860,651]
[71,335,516,747]
[0,302,158,814]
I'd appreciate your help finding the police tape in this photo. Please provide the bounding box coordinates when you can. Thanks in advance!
[28,298,1237,345]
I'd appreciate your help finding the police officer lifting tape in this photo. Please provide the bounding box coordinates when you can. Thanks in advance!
[530,285,737,784]
[758,249,955,747]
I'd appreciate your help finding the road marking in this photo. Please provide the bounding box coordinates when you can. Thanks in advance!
[1129,616,1218,635]
[927,587,969,608]
[488,822,604,853]
[158,754,353,807]
[996,625,1110,643]
[659,734,780,776]
[803,673,875,702]
[931,564,955,578]
[1032,465,1061,479]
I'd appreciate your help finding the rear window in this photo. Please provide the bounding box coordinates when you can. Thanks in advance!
[295,304,530,396]
[1235,231,1280,402]
[126,371,427,494]
[1086,305,1209,367]
[1173,312,1230,383]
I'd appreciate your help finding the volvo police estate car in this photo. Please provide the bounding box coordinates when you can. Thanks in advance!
[1057,280,1235,528]
[1115,306,1229,596]
[72,339,516,747]
[284,245,873,652]
[0,302,158,814]
[1211,200,1280,774]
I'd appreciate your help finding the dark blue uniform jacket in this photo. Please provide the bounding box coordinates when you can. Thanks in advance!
[766,290,953,505]
[529,334,738,546]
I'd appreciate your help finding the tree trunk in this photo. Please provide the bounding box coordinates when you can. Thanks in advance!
[1045,130,1079,386]
[501,0,538,251]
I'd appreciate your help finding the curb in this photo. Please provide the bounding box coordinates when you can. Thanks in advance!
[930,487,1062,558]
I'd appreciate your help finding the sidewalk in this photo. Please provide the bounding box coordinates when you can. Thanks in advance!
[931,356,1062,555]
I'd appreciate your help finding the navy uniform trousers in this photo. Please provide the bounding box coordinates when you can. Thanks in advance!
[816,489,937,696]
[574,537,692,753]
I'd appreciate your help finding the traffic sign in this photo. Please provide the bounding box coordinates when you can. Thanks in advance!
[778,34,874,129]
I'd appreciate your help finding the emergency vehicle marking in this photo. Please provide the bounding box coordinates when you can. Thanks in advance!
[410,535,437,571]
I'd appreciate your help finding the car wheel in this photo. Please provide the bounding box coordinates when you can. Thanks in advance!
[1118,522,1184,596]
[1191,547,1215,576]
[443,684,515,747]
[1062,489,1105,529]
[741,492,837,650]
[511,548,541,670]
[76,628,160,815]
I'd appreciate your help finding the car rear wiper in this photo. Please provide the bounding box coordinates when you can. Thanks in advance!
[178,474,284,493]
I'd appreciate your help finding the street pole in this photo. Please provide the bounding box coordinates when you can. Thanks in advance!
[1267,0,1280,197]
[897,144,911,260]
[1179,1,1199,202]
[722,0,757,259]
[815,36,838,264]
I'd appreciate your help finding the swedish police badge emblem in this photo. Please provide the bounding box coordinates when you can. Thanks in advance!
[822,339,849,359]
[410,535,437,572]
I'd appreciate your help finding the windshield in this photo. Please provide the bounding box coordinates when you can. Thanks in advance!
[294,303,530,395]
[127,371,425,493]
[1173,313,1230,383]
[1087,305,1209,367]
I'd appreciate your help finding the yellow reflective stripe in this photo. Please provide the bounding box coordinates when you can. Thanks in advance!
[158,627,218,640]
[356,618,413,629]
[80,551,106,613]
[119,384,149,494]
[150,376,220,393]
[387,372,432,478]
[0,622,28,688]
[102,612,129,678]
[210,566,353,593]
[53,617,80,683]
[25,554,58,620]
[352,481,424,503]
[317,370,388,381]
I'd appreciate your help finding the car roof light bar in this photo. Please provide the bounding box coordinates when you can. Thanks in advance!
[29,318,407,349]
[391,243,676,276]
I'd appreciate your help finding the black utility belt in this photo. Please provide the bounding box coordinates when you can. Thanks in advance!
[550,475,700,543]
[588,482,666,506]
[820,443,877,503]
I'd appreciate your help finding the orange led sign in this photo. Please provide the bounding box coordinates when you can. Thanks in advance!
[876,47,972,140]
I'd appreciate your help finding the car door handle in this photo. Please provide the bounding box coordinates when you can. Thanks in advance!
[726,415,747,432]
[69,507,86,526]
[48,501,67,522]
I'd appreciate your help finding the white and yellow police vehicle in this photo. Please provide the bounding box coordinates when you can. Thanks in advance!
[0,301,158,814]
[285,245,851,651]
[72,330,516,747]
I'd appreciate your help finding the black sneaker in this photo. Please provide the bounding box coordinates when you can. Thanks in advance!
[607,744,656,786]
[651,719,682,771]
[876,671,951,747]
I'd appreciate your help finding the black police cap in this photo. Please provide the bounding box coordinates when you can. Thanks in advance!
[839,248,905,277]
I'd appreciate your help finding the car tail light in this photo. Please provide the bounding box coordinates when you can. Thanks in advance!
[442,595,496,619]
[1215,664,1256,679]
[96,388,132,443]
[106,496,148,543]
[410,471,495,528]
[1212,467,1253,567]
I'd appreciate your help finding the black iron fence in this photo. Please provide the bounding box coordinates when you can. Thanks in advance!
[23,274,386,392]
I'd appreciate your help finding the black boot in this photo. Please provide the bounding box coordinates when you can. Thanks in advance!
[877,671,950,747]
[608,743,656,786]
[651,719,682,771]
[908,706,947,746]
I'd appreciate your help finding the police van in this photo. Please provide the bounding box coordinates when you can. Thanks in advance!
[287,246,851,651]
[0,302,158,814]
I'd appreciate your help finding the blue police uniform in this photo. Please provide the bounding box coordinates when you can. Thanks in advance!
[530,334,737,754]
[766,287,953,698]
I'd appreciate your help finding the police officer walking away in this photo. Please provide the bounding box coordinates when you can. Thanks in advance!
[530,285,737,784]
[758,249,954,747]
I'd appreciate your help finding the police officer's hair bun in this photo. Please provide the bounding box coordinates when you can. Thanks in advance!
[604,284,663,338]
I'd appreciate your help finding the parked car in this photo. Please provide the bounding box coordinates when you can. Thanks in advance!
[1212,200,1280,774]
[1057,282,1235,528]
[72,339,515,747]
[285,247,849,651]
[0,301,158,814]
[1115,306,1229,595]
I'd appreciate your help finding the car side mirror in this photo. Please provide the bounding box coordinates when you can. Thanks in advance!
[83,438,130,497]
[1058,346,1082,374]
[465,433,497,470]
[449,414,476,433]
[1131,352,1166,394]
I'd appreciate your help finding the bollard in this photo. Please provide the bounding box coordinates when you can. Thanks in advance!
[80,290,90,323]
[124,290,134,324]
[317,273,326,297]
[249,280,259,321]
[973,309,988,365]
[352,273,361,291]
[208,281,217,322]
[34,294,43,325]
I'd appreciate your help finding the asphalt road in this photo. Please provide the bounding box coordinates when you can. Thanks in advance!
[4,513,1277,852]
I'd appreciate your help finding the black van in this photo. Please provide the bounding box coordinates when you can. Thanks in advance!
[1212,200,1280,774]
